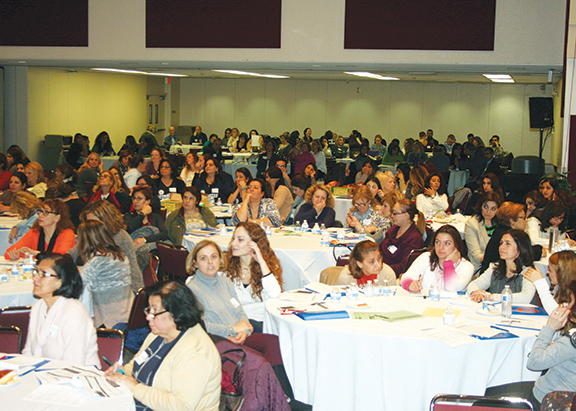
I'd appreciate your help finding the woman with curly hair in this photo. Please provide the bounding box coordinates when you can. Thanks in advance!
[225,222,282,332]
[76,152,102,198]
[407,164,428,200]
[294,184,336,227]
[88,170,130,213]
[345,185,388,234]
[5,199,76,260]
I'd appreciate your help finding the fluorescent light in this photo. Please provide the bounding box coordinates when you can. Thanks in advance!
[212,69,289,79]
[91,68,188,77]
[482,74,515,83]
[344,71,399,81]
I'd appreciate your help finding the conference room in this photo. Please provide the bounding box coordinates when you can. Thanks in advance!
[1,1,575,410]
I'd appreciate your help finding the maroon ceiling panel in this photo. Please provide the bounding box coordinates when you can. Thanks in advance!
[0,0,88,47]
[345,0,496,51]
[146,0,281,48]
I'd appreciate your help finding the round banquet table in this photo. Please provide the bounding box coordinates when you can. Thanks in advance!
[182,230,341,291]
[430,213,467,238]
[264,291,544,411]
[0,215,24,256]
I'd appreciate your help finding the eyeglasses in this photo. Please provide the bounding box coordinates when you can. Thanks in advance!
[144,307,169,318]
[354,203,368,207]
[392,211,407,216]
[32,268,59,279]
[37,209,58,216]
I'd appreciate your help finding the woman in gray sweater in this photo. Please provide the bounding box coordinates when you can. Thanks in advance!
[185,240,253,344]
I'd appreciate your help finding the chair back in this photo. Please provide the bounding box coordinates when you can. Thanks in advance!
[142,255,159,287]
[127,288,149,331]
[96,328,125,369]
[0,325,22,354]
[430,394,533,411]
[404,247,428,273]
[0,306,32,349]
[332,243,352,266]
[156,242,189,280]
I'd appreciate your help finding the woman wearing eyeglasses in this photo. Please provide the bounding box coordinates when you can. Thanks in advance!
[5,199,76,260]
[88,170,130,213]
[154,158,185,202]
[23,252,99,367]
[77,219,132,329]
[379,199,426,277]
[105,281,221,411]
[345,185,388,234]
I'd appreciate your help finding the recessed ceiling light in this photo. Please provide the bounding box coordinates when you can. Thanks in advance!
[212,69,289,79]
[147,72,188,77]
[91,68,187,77]
[483,74,514,83]
[344,71,399,81]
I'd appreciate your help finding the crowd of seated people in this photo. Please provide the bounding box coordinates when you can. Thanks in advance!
[3,126,576,410]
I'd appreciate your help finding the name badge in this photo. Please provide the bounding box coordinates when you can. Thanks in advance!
[135,351,149,365]
[388,245,398,254]
[48,325,59,338]
[230,298,240,308]
[169,187,177,193]
[212,188,219,194]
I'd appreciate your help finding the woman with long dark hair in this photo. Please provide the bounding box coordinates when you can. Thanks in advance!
[227,167,253,205]
[231,179,282,227]
[468,229,536,303]
[526,200,575,247]
[266,166,293,222]
[91,131,116,156]
[416,172,448,217]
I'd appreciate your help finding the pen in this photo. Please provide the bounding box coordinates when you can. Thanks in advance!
[495,324,540,332]
[304,288,320,294]
[490,325,509,332]
[102,356,125,375]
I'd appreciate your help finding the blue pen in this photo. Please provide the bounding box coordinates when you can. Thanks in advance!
[490,325,509,332]
[304,288,319,294]
[495,324,540,332]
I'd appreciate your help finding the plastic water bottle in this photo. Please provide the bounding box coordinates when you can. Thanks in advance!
[358,226,366,240]
[0,269,9,283]
[320,223,327,236]
[348,281,359,301]
[216,197,222,206]
[320,231,330,246]
[429,283,440,301]
[337,230,345,240]
[11,264,19,280]
[382,279,391,297]
[265,225,272,237]
[443,305,456,325]
[312,223,320,235]
[364,280,374,297]
[330,287,341,303]
[301,220,309,232]
[501,285,512,318]
[219,225,227,236]
[294,221,301,232]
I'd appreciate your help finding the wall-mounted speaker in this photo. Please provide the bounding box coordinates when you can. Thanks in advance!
[529,97,553,129]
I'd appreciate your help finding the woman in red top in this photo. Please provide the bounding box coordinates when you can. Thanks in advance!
[5,199,76,260]
[88,170,130,213]
[348,240,396,286]
[0,153,12,191]
[379,198,426,277]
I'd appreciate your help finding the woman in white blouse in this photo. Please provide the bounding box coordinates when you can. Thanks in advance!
[416,172,448,218]
[525,200,575,247]
[23,252,99,368]
[464,192,502,270]
[225,222,282,332]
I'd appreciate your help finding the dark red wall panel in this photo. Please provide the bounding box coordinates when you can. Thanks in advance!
[146,0,281,48]
[345,0,496,51]
[0,0,88,47]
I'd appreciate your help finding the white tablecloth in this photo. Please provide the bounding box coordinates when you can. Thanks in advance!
[169,144,203,154]
[447,170,470,197]
[333,198,352,225]
[0,354,135,410]
[430,214,467,238]
[264,292,544,411]
[182,231,336,291]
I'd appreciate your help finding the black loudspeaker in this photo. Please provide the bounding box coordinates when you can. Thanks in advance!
[529,97,554,129]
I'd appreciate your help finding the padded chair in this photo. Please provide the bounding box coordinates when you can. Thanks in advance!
[142,255,159,287]
[156,242,189,281]
[430,394,533,410]
[96,328,125,369]
[332,243,352,266]
[0,325,22,354]
[320,266,354,285]
[124,288,150,353]
[0,305,32,349]
[404,247,428,273]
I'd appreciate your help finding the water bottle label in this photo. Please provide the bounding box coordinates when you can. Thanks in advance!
[502,295,511,302]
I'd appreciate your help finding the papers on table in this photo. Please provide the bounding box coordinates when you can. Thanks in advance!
[351,310,424,322]
[422,307,461,319]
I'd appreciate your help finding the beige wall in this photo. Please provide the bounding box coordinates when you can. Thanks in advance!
[0,0,565,69]
[27,68,147,161]
[179,78,557,162]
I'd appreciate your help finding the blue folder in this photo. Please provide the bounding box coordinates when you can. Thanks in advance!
[294,310,350,321]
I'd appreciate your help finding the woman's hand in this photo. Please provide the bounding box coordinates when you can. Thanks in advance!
[106,373,138,392]
[408,280,423,293]
[228,331,248,345]
[568,239,576,247]
[8,227,17,243]
[424,188,436,196]
[446,249,461,264]
[141,204,152,216]
[133,238,146,248]
[346,214,359,229]
[547,306,570,331]
[523,267,544,283]
[313,198,326,214]
[470,290,492,303]
[237,180,246,191]
[247,240,264,264]
[6,248,20,261]
[233,320,253,334]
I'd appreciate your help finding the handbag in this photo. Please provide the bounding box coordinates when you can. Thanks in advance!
[219,348,246,411]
